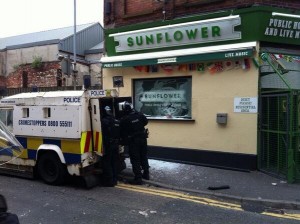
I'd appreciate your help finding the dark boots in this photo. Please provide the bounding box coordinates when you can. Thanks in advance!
[142,170,150,180]
[129,172,149,185]
[102,178,117,187]
[129,178,143,185]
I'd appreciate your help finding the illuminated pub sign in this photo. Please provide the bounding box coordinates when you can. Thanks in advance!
[110,15,241,53]
[105,10,300,57]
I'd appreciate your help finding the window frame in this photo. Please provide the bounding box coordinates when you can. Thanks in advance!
[0,108,14,132]
[132,76,193,120]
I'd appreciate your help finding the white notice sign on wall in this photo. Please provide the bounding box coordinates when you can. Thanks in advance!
[234,97,258,113]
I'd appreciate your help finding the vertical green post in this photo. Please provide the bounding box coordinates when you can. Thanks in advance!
[267,99,270,169]
[277,98,280,173]
[287,92,295,183]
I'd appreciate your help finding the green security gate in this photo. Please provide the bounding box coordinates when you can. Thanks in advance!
[259,52,300,183]
[259,93,289,180]
[259,91,300,183]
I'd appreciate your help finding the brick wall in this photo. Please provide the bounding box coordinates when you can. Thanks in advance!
[6,62,61,88]
[104,0,300,27]
[0,76,6,87]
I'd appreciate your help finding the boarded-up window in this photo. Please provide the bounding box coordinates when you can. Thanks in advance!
[57,69,62,87]
[22,71,28,88]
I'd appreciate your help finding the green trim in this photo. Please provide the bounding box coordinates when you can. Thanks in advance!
[102,49,253,68]
[105,6,300,56]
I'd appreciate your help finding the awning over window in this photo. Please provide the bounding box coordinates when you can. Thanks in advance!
[101,42,257,68]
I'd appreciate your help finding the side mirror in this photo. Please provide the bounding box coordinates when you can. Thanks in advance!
[0,194,7,212]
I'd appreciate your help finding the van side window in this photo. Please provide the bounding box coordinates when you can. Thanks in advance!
[93,105,97,115]
[43,107,51,118]
[0,109,14,132]
[22,108,29,118]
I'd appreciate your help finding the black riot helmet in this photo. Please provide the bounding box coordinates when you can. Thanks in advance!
[104,106,113,116]
[124,101,133,113]
[119,101,133,114]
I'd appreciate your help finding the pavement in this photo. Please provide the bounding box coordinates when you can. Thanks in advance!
[119,158,300,211]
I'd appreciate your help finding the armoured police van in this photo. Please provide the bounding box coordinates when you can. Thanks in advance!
[0,89,130,186]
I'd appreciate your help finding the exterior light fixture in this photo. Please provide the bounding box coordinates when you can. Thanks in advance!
[113,76,124,87]
[272,12,300,19]
[57,54,69,61]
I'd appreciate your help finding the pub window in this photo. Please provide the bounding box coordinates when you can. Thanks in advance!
[133,77,192,120]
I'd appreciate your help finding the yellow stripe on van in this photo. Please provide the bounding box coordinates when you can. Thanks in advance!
[80,131,105,154]
[16,149,28,159]
[99,132,103,155]
[27,138,43,150]
[14,148,28,159]
[61,139,81,154]
[80,132,88,154]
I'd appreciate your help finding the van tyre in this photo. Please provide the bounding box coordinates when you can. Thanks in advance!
[38,152,67,185]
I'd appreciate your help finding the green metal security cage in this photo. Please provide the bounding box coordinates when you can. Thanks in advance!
[259,52,300,183]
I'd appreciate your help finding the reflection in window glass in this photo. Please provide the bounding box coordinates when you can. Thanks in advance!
[0,109,13,132]
[7,110,13,127]
[133,77,192,119]
[260,53,300,89]
[0,111,5,124]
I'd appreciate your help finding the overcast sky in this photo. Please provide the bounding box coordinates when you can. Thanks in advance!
[0,0,103,38]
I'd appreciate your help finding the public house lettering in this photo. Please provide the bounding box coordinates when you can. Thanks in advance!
[264,18,300,39]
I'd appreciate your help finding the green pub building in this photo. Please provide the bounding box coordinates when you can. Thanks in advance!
[101,4,300,183]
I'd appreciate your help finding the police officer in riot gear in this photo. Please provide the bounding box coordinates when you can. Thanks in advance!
[101,106,120,187]
[120,101,149,185]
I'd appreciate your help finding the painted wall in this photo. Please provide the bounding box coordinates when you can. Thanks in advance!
[6,44,59,75]
[103,61,259,155]
[3,45,102,88]
[0,51,6,76]
[85,53,103,87]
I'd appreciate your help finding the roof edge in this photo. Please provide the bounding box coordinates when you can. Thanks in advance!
[6,39,60,50]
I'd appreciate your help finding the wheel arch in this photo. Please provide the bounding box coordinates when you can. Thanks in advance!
[36,144,66,164]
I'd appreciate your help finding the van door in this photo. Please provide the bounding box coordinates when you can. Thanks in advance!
[89,99,103,155]
[88,97,131,155]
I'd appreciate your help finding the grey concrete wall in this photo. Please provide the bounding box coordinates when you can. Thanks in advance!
[4,45,102,88]
[6,44,59,75]
[0,51,6,76]
[85,53,102,87]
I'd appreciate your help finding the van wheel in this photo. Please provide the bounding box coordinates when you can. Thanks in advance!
[38,152,67,185]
